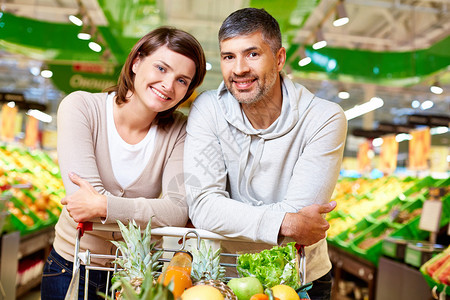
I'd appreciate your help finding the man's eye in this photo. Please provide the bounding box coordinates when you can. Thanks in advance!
[249,52,258,58]
[223,55,234,60]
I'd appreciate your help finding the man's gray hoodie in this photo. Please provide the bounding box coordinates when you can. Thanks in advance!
[184,74,347,282]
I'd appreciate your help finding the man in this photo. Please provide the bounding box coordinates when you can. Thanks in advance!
[184,7,347,299]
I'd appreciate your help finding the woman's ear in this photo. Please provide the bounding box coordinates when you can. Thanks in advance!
[132,57,141,74]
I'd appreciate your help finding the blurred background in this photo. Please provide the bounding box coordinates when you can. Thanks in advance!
[0,0,448,166]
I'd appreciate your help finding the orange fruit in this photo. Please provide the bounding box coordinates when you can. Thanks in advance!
[250,294,269,300]
[158,266,192,298]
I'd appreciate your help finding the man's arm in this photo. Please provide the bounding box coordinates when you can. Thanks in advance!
[184,93,347,245]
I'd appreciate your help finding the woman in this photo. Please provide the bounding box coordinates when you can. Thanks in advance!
[41,26,206,299]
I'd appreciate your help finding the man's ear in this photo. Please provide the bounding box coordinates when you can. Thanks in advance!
[276,47,287,72]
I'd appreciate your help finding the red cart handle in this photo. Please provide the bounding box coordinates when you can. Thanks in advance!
[77,222,93,237]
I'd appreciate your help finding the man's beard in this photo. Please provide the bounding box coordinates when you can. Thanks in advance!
[226,68,278,105]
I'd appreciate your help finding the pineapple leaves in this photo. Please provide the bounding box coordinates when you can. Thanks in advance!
[111,219,165,298]
[191,240,226,282]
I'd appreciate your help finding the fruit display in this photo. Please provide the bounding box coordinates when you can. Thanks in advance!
[327,176,449,265]
[420,246,450,296]
[327,176,418,238]
[111,221,306,300]
[0,144,64,234]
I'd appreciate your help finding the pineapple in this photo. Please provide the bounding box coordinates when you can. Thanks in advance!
[191,240,237,300]
[102,264,175,300]
[111,219,163,297]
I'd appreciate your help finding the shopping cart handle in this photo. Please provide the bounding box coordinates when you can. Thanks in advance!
[78,223,255,242]
[151,226,250,242]
[77,222,93,237]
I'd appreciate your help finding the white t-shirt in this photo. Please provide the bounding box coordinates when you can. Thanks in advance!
[106,93,156,188]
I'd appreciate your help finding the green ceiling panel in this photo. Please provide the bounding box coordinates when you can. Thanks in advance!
[1,2,449,93]
[287,36,450,86]
[0,12,104,61]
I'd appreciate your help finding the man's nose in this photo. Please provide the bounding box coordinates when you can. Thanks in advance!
[233,57,250,75]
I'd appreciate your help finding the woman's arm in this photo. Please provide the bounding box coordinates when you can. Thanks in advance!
[57,92,188,228]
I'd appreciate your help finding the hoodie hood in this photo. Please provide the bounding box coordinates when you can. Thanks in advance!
[215,74,317,206]
[216,73,315,140]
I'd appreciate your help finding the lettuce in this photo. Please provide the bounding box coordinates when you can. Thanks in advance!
[236,242,300,289]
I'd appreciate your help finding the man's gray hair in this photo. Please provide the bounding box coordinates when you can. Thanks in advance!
[218,8,282,54]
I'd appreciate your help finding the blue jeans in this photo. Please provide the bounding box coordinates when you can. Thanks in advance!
[41,248,111,300]
[307,271,332,300]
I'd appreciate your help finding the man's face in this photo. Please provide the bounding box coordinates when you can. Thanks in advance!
[220,31,285,104]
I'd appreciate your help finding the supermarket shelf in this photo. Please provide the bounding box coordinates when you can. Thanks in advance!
[0,226,54,300]
[329,244,377,300]
[18,225,54,259]
[376,256,435,300]
[16,275,42,298]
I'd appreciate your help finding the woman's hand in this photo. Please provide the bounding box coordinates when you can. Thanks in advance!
[60,172,107,222]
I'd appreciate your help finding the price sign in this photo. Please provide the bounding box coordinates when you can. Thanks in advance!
[419,200,442,232]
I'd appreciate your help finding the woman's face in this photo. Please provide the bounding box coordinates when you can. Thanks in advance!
[130,45,196,113]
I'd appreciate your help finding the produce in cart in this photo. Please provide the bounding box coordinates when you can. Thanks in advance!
[158,250,193,298]
[110,265,175,300]
[227,277,264,300]
[191,240,237,299]
[111,220,164,298]
[236,242,300,290]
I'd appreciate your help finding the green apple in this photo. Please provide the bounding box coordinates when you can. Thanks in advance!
[227,277,264,300]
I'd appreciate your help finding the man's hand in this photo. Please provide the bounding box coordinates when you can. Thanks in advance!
[279,201,336,246]
[60,172,107,222]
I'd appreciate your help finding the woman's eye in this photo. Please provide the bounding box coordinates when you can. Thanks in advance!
[178,78,188,85]
[156,65,165,72]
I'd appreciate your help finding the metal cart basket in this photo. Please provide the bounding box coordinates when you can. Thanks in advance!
[64,222,307,300]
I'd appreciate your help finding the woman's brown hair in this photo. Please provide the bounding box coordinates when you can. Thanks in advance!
[104,26,206,126]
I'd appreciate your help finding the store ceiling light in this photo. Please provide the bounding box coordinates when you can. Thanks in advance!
[77,23,92,40]
[430,82,443,94]
[338,91,350,99]
[77,32,91,40]
[297,46,311,67]
[69,13,83,26]
[372,137,383,147]
[396,133,412,142]
[27,109,52,123]
[411,100,420,108]
[345,96,384,120]
[420,100,434,110]
[430,127,449,135]
[312,29,327,50]
[40,69,53,78]
[333,1,349,27]
[89,41,102,52]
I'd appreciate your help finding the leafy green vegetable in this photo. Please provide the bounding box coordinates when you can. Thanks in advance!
[236,242,300,289]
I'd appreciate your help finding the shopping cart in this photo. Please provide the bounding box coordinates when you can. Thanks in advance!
[64,222,308,300]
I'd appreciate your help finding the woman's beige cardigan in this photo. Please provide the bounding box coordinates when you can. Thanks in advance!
[53,91,188,266]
